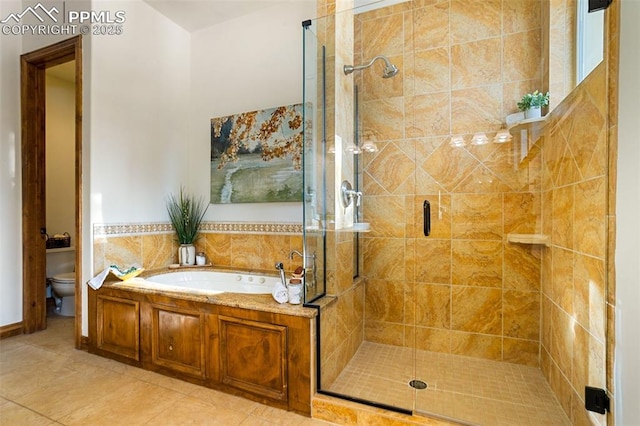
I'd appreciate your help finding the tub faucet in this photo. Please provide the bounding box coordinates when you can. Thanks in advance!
[275,262,287,288]
[289,250,303,260]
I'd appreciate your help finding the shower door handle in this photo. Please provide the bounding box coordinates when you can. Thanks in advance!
[423,200,431,237]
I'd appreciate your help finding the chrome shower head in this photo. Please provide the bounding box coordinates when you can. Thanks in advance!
[382,62,399,78]
[343,55,399,78]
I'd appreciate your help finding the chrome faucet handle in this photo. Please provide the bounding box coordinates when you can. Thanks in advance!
[289,250,303,260]
[354,191,362,207]
[275,262,284,270]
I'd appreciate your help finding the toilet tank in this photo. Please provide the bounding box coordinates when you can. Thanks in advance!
[46,248,76,278]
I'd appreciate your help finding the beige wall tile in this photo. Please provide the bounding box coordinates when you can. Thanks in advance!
[141,233,174,270]
[503,0,542,33]
[503,30,542,82]
[450,0,501,44]
[551,246,574,315]
[451,38,502,89]
[574,177,606,258]
[414,283,451,329]
[552,185,574,249]
[361,11,404,58]
[503,338,539,366]
[503,289,540,340]
[229,235,262,270]
[362,237,406,280]
[413,239,451,284]
[365,279,405,323]
[452,240,503,287]
[405,92,451,138]
[364,142,415,194]
[422,144,480,192]
[363,195,406,238]
[412,2,449,51]
[104,236,142,269]
[550,303,573,378]
[415,326,451,353]
[451,193,503,240]
[451,286,502,335]
[411,47,450,95]
[203,233,231,267]
[573,253,605,340]
[364,320,404,346]
[451,85,503,134]
[504,192,541,235]
[504,243,542,291]
[361,97,404,141]
[450,331,502,361]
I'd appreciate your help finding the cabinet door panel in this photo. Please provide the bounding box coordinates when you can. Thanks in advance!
[96,296,139,361]
[152,305,205,378]
[218,315,287,401]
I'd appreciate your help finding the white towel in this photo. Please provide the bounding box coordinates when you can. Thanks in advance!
[88,267,110,290]
[271,281,288,304]
[88,264,144,290]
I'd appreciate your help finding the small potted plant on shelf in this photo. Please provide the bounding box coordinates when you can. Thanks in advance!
[166,187,209,266]
[517,90,550,119]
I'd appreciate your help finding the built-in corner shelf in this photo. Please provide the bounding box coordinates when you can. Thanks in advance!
[507,233,550,247]
[506,112,549,130]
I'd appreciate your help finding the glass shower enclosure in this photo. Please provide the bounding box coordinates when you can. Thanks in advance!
[301,1,605,424]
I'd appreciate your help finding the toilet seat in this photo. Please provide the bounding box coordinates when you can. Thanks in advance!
[52,272,75,284]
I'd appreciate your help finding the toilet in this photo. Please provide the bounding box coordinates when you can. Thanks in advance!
[46,248,76,317]
[51,272,76,316]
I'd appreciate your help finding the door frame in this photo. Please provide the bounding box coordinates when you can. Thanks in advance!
[21,35,83,347]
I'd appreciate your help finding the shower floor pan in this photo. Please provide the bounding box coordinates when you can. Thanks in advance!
[328,342,570,426]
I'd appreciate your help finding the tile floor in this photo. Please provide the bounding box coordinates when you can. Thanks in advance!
[0,313,334,426]
[328,342,571,426]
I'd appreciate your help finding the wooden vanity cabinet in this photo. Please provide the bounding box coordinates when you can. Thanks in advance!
[88,286,314,416]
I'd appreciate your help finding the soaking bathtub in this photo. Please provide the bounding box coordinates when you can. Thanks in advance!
[88,267,315,415]
[114,270,278,295]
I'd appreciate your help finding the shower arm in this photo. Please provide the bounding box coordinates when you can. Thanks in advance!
[343,55,392,75]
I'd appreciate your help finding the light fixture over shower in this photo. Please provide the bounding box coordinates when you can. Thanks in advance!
[343,55,399,78]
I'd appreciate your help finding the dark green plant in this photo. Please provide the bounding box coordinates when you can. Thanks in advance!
[166,187,208,244]
[517,90,550,111]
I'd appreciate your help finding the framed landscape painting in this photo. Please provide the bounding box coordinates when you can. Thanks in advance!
[210,103,303,204]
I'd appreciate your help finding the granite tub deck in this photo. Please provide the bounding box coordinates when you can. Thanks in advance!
[87,266,317,416]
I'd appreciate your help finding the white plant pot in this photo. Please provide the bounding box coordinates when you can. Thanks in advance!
[525,106,542,119]
[179,244,196,265]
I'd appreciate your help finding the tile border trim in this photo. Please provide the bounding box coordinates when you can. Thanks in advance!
[94,222,303,236]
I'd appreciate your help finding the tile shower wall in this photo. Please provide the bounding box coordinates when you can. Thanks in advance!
[93,223,303,274]
[540,63,608,425]
[357,0,544,366]
[315,0,368,390]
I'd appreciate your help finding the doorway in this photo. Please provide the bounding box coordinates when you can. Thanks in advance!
[21,36,82,348]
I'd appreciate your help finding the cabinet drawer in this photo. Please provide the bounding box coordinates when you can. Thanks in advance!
[217,315,287,401]
[96,295,140,361]
[151,305,205,378]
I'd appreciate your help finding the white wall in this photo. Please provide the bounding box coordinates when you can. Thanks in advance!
[190,1,315,223]
[45,73,76,241]
[90,0,191,225]
[85,0,190,334]
[0,0,24,326]
[614,0,640,423]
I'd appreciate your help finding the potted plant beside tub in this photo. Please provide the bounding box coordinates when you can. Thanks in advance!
[166,187,208,266]
[517,90,550,119]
